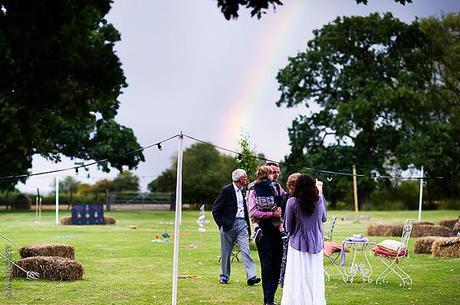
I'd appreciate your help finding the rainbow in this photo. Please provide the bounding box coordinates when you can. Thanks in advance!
[219,0,309,146]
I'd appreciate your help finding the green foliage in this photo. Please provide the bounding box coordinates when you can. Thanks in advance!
[356,0,412,4]
[405,13,460,200]
[51,176,80,203]
[237,134,262,181]
[277,13,459,205]
[55,176,80,194]
[148,170,175,193]
[49,171,139,204]
[365,181,419,210]
[110,170,140,192]
[148,143,237,207]
[216,0,413,20]
[0,0,144,191]
[216,0,282,19]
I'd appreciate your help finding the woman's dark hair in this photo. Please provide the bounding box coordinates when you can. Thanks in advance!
[292,174,319,216]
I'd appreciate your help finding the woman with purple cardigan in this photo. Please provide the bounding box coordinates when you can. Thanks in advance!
[281,174,327,305]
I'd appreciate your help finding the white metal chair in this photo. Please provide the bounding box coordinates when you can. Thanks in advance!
[374,219,413,286]
[218,243,241,263]
[323,217,346,281]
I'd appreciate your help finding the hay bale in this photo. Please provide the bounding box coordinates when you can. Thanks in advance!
[439,218,459,230]
[411,225,452,237]
[61,215,115,225]
[104,216,116,225]
[367,223,402,236]
[414,236,441,254]
[413,221,434,226]
[453,220,460,236]
[432,237,460,258]
[60,216,72,225]
[20,243,75,259]
[13,256,83,281]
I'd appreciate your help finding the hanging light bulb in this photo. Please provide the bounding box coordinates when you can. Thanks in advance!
[237,154,242,161]
[157,143,162,151]
[75,167,79,175]
[371,172,379,182]
[327,174,333,182]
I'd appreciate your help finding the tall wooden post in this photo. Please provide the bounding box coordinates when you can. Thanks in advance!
[418,166,424,222]
[352,165,359,221]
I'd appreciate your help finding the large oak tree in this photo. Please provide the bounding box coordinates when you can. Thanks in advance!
[276,13,459,205]
[0,0,144,190]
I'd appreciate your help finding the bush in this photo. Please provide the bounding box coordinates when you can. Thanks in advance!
[436,200,460,210]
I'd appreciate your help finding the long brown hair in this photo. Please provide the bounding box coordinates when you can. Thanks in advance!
[292,174,319,216]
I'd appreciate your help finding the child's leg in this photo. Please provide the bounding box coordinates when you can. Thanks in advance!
[278,222,284,233]
[274,218,288,239]
[252,219,263,242]
[272,217,284,232]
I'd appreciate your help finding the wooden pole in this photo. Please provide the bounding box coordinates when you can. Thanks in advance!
[35,197,38,222]
[418,166,424,222]
[352,165,359,221]
[38,197,42,222]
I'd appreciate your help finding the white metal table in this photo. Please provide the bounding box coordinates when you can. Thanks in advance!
[341,241,375,283]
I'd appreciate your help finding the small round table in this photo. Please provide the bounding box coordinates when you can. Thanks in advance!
[341,241,375,283]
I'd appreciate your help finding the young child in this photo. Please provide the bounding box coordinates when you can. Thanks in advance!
[250,165,287,242]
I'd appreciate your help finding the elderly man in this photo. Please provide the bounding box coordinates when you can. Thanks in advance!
[212,169,261,286]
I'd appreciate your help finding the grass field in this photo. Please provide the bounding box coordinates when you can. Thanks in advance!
[0,209,459,305]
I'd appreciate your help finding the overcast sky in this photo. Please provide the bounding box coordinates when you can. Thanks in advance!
[17,0,459,194]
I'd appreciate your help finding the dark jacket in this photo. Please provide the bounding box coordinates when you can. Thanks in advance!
[212,183,251,236]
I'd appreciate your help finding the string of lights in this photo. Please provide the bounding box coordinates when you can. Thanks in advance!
[0,132,456,183]
[0,134,179,181]
[182,134,454,182]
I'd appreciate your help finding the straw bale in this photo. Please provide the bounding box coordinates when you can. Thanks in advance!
[411,225,451,237]
[20,243,75,259]
[439,218,459,230]
[413,221,434,226]
[367,223,402,236]
[453,220,460,236]
[104,216,116,225]
[414,236,441,254]
[13,256,84,281]
[432,237,460,258]
[60,215,115,225]
[60,216,72,225]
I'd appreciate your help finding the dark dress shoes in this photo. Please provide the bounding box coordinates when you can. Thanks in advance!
[247,276,261,285]
[219,278,228,284]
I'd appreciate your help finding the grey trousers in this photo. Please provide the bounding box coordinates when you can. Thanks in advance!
[220,218,257,281]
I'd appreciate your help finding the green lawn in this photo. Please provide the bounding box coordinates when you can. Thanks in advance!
[0,209,459,305]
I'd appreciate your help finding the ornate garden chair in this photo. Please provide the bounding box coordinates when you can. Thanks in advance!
[218,244,241,263]
[323,217,346,281]
[373,219,413,286]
